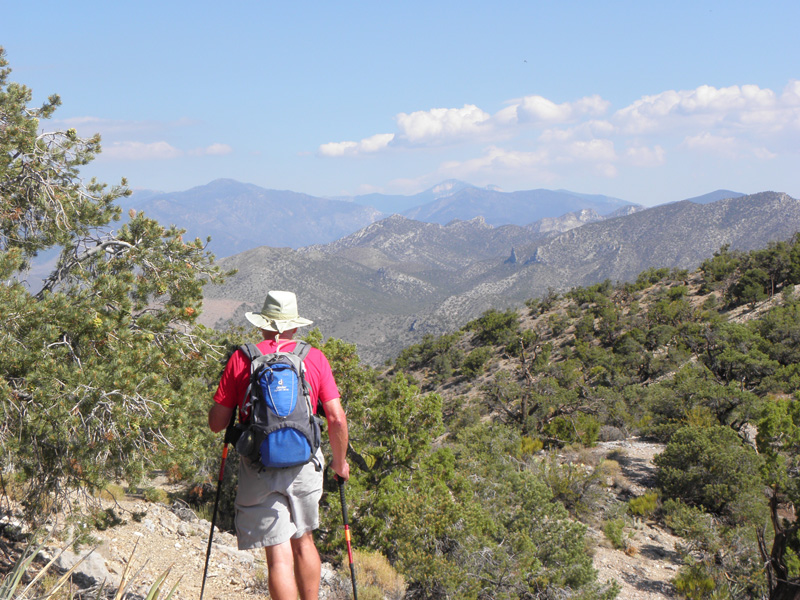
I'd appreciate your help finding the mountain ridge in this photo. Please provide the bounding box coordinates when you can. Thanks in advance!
[201,191,800,365]
[122,179,649,257]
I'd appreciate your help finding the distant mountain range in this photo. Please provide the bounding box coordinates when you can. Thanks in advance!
[122,179,382,257]
[200,190,797,365]
[123,179,647,258]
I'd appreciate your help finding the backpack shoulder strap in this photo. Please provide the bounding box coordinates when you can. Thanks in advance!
[291,340,312,362]
[240,343,262,362]
[239,343,263,423]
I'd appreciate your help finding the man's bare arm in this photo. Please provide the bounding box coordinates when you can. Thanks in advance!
[322,397,350,481]
[208,403,235,433]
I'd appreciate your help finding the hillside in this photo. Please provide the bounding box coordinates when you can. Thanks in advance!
[201,191,800,365]
[372,238,800,598]
[11,240,800,600]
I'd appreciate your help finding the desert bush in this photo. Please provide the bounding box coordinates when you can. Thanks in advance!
[628,492,658,517]
[661,499,719,552]
[98,484,126,502]
[542,414,600,447]
[597,459,623,488]
[143,487,169,504]
[470,308,520,346]
[532,454,607,521]
[461,346,492,378]
[672,562,716,599]
[331,550,405,600]
[603,518,627,550]
[518,436,544,456]
[598,425,627,442]
[654,426,765,523]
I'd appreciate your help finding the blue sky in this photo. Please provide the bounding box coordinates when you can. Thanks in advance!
[3,0,799,206]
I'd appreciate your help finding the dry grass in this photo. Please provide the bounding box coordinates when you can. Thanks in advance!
[335,549,406,600]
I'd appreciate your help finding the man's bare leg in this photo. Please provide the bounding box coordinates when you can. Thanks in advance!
[291,532,321,600]
[264,541,298,600]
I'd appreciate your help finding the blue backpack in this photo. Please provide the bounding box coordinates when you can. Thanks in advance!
[235,341,322,470]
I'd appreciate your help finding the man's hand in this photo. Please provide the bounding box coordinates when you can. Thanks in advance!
[332,460,351,482]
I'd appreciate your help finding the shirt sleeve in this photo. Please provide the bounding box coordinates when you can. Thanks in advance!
[309,348,340,404]
[213,349,249,409]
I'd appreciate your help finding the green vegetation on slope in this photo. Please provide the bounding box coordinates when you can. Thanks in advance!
[383,239,800,599]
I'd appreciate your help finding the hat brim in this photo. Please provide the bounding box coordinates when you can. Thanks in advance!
[245,312,314,333]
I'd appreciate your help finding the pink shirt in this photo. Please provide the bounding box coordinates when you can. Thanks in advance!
[213,339,340,418]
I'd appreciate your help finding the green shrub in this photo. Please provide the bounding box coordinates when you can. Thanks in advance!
[661,499,719,552]
[143,487,169,503]
[727,268,770,307]
[542,414,600,447]
[635,267,670,288]
[517,436,544,456]
[627,491,658,517]
[534,455,606,520]
[597,459,622,486]
[672,562,716,599]
[471,308,520,346]
[603,518,626,550]
[547,313,569,336]
[97,483,126,502]
[654,426,765,523]
[461,346,492,378]
[505,328,541,358]
[667,285,688,300]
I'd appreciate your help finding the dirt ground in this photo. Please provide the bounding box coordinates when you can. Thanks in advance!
[587,439,682,600]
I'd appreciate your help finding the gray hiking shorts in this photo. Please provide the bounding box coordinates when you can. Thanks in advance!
[234,449,324,550]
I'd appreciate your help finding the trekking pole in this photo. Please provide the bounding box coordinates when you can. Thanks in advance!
[338,477,358,600]
[200,415,237,600]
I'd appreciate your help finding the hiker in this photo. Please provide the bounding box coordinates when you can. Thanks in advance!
[208,290,350,600]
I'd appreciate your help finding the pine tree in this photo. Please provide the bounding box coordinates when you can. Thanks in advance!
[0,47,230,519]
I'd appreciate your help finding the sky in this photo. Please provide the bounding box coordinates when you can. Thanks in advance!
[2,0,799,207]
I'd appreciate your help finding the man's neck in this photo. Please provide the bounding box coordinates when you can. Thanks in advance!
[262,331,296,342]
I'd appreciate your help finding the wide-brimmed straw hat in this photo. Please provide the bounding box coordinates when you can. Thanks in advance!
[245,290,314,333]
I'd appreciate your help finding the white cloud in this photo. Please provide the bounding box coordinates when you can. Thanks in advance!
[514,94,609,124]
[613,82,800,136]
[102,141,183,160]
[683,132,736,152]
[517,96,570,123]
[318,141,359,157]
[318,95,610,156]
[565,139,616,163]
[189,143,233,156]
[395,105,491,144]
[624,144,666,167]
[441,146,546,171]
[683,132,777,160]
[753,147,778,160]
[320,80,800,193]
[318,133,394,157]
[359,133,395,152]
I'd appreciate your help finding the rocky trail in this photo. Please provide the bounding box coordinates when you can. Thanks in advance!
[2,438,681,600]
[588,439,682,600]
